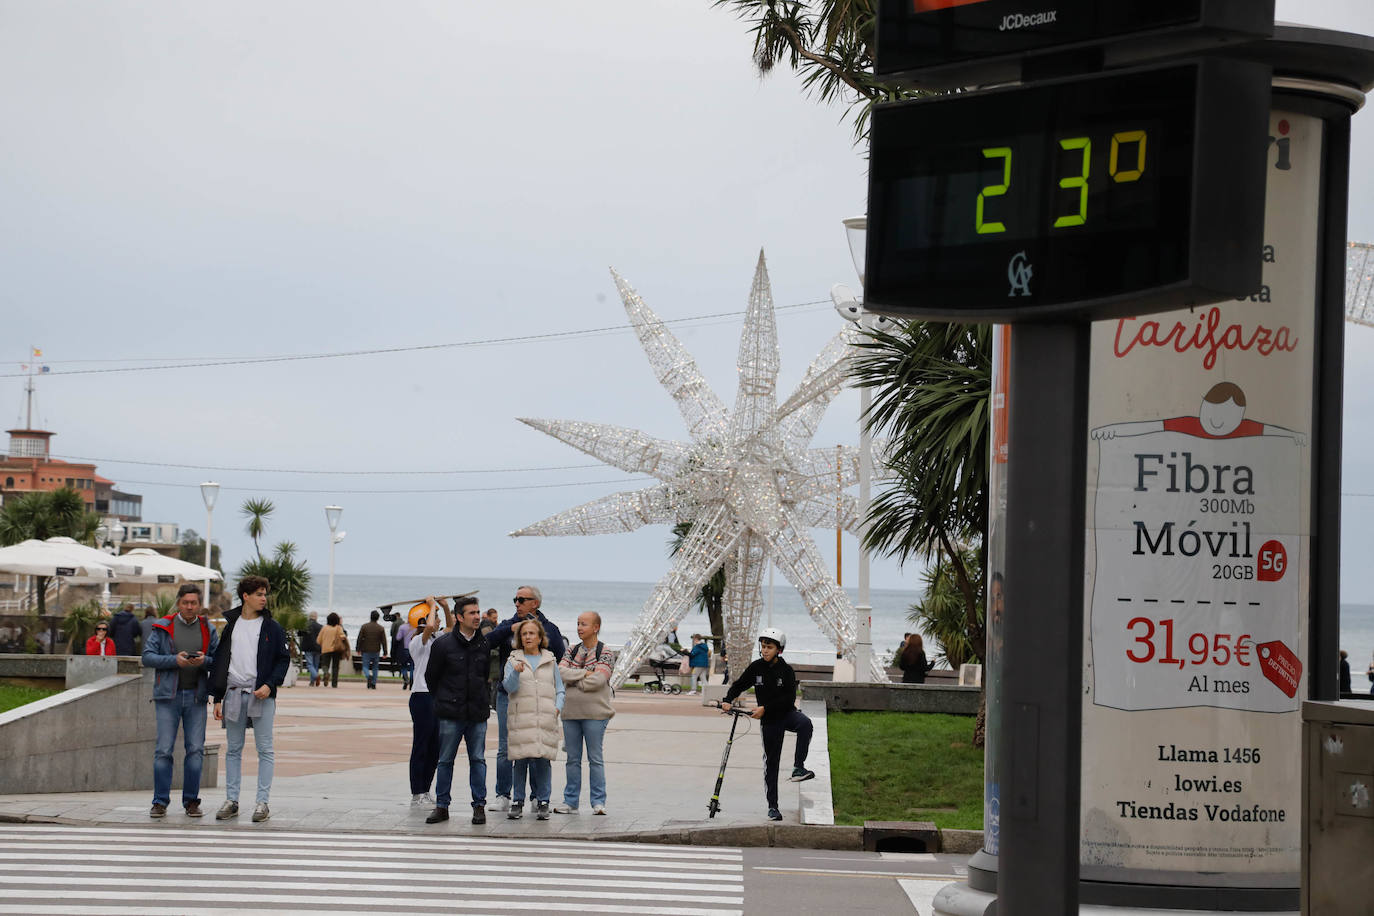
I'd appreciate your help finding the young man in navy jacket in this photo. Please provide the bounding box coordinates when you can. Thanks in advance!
[208,576,291,823]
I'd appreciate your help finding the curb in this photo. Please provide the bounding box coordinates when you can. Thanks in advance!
[0,808,982,852]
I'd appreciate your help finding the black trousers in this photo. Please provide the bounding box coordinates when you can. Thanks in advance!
[409,691,439,795]
[760,708,813,809]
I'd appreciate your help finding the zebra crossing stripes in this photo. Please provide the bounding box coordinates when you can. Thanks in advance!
[0,824,744,915]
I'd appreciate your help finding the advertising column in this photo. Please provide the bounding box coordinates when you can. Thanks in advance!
[1080,110,1319,884]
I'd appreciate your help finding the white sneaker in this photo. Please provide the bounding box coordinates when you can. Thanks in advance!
[422,792,435,806]
[410,794,426,807]
[490,796,511,812]
[592,805,606,815]
[553,804,578,814]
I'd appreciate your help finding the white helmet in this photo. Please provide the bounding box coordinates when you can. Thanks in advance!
[758,627,786,651]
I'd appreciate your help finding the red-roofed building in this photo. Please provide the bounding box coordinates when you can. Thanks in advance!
[0,428,142,521]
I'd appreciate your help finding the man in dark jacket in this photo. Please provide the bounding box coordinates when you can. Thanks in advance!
[299,611,323,686]
[356,609,388,690]
[484,585,564,811]
[107,603,142,656]
[423,596,489,825]
[208,576,291,823]
[721,627,816,822]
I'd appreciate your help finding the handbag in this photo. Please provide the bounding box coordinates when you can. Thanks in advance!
[678,655,691,675]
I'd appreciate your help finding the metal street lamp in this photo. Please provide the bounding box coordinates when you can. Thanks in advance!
[834,215,881,682]
[325,505,343,617]
[200,482,219,610]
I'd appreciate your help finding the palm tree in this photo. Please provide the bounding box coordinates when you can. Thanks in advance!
[907,544,983,670]
[240,498,275,561]
[852,321,991,663]
[0,488,103,615]
[667,521,726,650]
[238,542,312,618]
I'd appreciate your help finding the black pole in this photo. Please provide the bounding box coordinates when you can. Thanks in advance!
[997,321,1088,914]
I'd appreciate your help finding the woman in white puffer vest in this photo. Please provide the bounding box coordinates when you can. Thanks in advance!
[501,618,565,821]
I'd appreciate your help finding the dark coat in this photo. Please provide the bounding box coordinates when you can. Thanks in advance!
[299,619,322,654]
[208,606,292,701]
[724,656,798,722]
[900,649,931,684]
[108,608,142,656]
[426,628,491,722]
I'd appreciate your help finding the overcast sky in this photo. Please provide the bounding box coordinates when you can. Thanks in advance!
[4,1,1374,601]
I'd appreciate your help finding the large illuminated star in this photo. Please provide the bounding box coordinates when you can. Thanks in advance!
[512,252,886,687]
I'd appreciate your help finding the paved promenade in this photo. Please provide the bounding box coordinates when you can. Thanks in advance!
[0,678,825,841]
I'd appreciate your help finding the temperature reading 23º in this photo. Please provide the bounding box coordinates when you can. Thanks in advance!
[976,130,1149,235]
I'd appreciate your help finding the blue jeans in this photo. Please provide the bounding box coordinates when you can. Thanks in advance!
[562,718,608,808]
[224,697,275,804]
[512,757,551,804]
[409,691,439,795]
[362,652,380,686]
[305,652,320,682]
[435,718,487,809]
[396,648,413,684]
[153,689,207,807]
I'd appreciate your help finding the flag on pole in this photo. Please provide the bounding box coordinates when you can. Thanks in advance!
[31,347,42,357]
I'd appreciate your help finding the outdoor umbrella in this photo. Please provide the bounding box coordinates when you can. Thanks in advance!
[0,539,117,580]
[120,548,222,584]
[42,537,148,582]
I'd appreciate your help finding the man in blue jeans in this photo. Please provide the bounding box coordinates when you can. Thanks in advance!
[423,596,490,825]
[356,609,388,690]
[142,583,219,819]
[484,585,565,810]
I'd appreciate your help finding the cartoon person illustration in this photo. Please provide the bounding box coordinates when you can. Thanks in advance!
[1090,382,1306,445]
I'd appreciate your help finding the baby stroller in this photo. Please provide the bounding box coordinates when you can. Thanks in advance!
[644,643,686,694]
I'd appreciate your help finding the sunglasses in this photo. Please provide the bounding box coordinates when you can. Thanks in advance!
[95,627,108,632]
[513,597,534,605]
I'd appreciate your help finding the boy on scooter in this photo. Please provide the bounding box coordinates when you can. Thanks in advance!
[720,628,816,821]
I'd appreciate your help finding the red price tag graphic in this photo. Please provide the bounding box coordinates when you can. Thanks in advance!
[1257,540,1287,582]
[1257,640,1301,698]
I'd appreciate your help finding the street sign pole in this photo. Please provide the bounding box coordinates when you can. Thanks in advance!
[998,321,1088,913]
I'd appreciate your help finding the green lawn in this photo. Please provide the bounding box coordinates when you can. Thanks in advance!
[0,684,59,714]
[827,710,985,830]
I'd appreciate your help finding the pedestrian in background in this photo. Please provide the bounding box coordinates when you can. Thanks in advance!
[394,613,415,691]
[107,602,142,656]
[357,609,388,690]
[502,617,564,820]
[556,612,615,815]
[209,576,291,823]
[900,633,933,684]
[687,634,710,695]
[299,611,323,687]
[317,613,348,688]
[85,623,116,656]
[481,608,501,709]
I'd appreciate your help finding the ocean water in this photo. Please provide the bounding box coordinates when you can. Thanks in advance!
[312,573,920,667]
[309,573,1374,683]
[1342,603,1374,694]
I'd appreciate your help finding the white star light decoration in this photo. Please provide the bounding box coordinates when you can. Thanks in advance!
[511,252,887,687]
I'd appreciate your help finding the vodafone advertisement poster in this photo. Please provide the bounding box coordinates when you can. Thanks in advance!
[1080,111,1318,879]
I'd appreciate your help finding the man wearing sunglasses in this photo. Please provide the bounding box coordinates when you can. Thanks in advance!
[484,586,565,811]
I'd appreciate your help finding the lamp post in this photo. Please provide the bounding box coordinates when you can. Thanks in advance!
[96,520,126,613]
[200,482,219,611]
[835,216,878,682]
[325,505,343,617]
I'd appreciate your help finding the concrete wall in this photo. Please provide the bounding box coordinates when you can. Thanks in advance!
[801,681,980,715]
[0,653,141,690]
[0,669,218,795]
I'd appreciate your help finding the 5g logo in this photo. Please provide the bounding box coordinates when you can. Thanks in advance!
[1007,251,1033,297]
